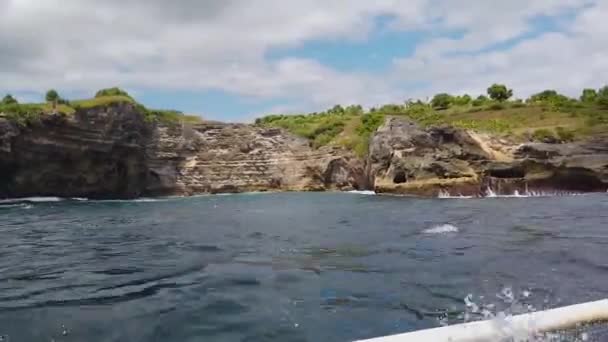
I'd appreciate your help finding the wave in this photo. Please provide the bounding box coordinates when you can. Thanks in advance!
[0,197,64,204]
[423,224,459,234]
[438,190,474,199]
[346,190,376,195]
[0,203,33,209]
[439,189,583,199]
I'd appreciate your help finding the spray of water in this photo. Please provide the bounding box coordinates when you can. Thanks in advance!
[439,188,583,199]
[448,288,595,342]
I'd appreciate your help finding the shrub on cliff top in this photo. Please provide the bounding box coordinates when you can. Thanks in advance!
[555,126,575,142]
[597,86,608,108]
[2,94,18,105]
[95,87,133,99]
[531,128,557,142]
[0,103,43,126]
[431,93,453,110]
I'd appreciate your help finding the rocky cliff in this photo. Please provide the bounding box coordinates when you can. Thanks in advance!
[368,116,608,196]
[0,104,365,199]
[1,107,606,199]
[145,120,367,196]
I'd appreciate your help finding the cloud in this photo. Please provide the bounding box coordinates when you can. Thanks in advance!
[0,0,605,118]
[392,1,607,99]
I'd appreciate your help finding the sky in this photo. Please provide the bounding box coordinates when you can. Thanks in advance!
[1,0,606,122]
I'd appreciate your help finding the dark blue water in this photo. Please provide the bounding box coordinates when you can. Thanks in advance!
[1,192,607,341]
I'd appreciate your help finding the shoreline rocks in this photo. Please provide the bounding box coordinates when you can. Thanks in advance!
[368,117,608,197]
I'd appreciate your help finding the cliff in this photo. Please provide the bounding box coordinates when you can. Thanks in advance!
[0,107,606,199]
[368,117,608,196]
[145,120,366,195]
[0,104,365,199]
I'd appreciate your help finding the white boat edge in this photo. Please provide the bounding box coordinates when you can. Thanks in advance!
[356,299,608,342]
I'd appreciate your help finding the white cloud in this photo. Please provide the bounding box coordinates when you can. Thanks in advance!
[393,1,607,99]
[0,0,605,118]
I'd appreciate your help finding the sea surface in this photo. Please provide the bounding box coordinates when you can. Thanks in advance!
[1,192,607,341]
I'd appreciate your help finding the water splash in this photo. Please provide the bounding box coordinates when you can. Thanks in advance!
[423,224,459,234]
[453,288,594,342]
[438,188,583,199]
[438,190,474,199]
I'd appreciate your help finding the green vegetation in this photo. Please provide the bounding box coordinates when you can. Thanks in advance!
[431,93,453,110]
[0,103,43,126]
[581,89,597,103]
[532,128,556,142]
[555,126,575,142]
[95,87,133,99]
[0,87,201,126]
[45,89,60,103]
[71,95,136,109]
[598,86,608,108]
[256,83,608,155]
[487,84,513,102]
[2,94,18,105]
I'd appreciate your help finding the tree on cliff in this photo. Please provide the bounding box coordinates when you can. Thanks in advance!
[580,88,597,103]
[1,94,18,105]
[487,84,513,102]
[45,89,59,103]
[431,93,453,110]
[597,86,608,108]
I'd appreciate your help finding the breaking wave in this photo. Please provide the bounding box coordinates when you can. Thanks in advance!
[423,224,459,234]
[439,189,583,199]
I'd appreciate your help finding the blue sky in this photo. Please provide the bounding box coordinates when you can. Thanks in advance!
[1,0,606,121]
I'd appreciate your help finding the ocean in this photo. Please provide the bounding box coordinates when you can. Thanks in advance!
[1,192,607,341]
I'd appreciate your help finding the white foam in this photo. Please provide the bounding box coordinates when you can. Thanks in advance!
[0,203,27,208]
[438,190,474,199]
[89,198,167,203]
[347,190,376,195]
[423,224,459,234]
[438,189,583,199]
[0,197,63,204]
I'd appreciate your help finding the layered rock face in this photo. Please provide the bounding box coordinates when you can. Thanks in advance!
[0,105,365,199]
[0,103,151,199]
[368,117,608,196]
[486,138,608,194]
[145,121,367,195]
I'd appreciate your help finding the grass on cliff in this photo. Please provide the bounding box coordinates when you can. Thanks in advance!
[0,89,202,126]
[255,90,608,156]
[71,95,136,109]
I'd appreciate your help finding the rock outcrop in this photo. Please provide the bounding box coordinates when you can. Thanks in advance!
[0,104,365,199]
[367,117,608,196]
[485,137,608,194]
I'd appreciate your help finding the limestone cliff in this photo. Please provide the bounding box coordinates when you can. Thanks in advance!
[1,107,606,199]
[368,116,608,196]
[0,104,365,199]
[0,103,151,199]
[145,121,367,195]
